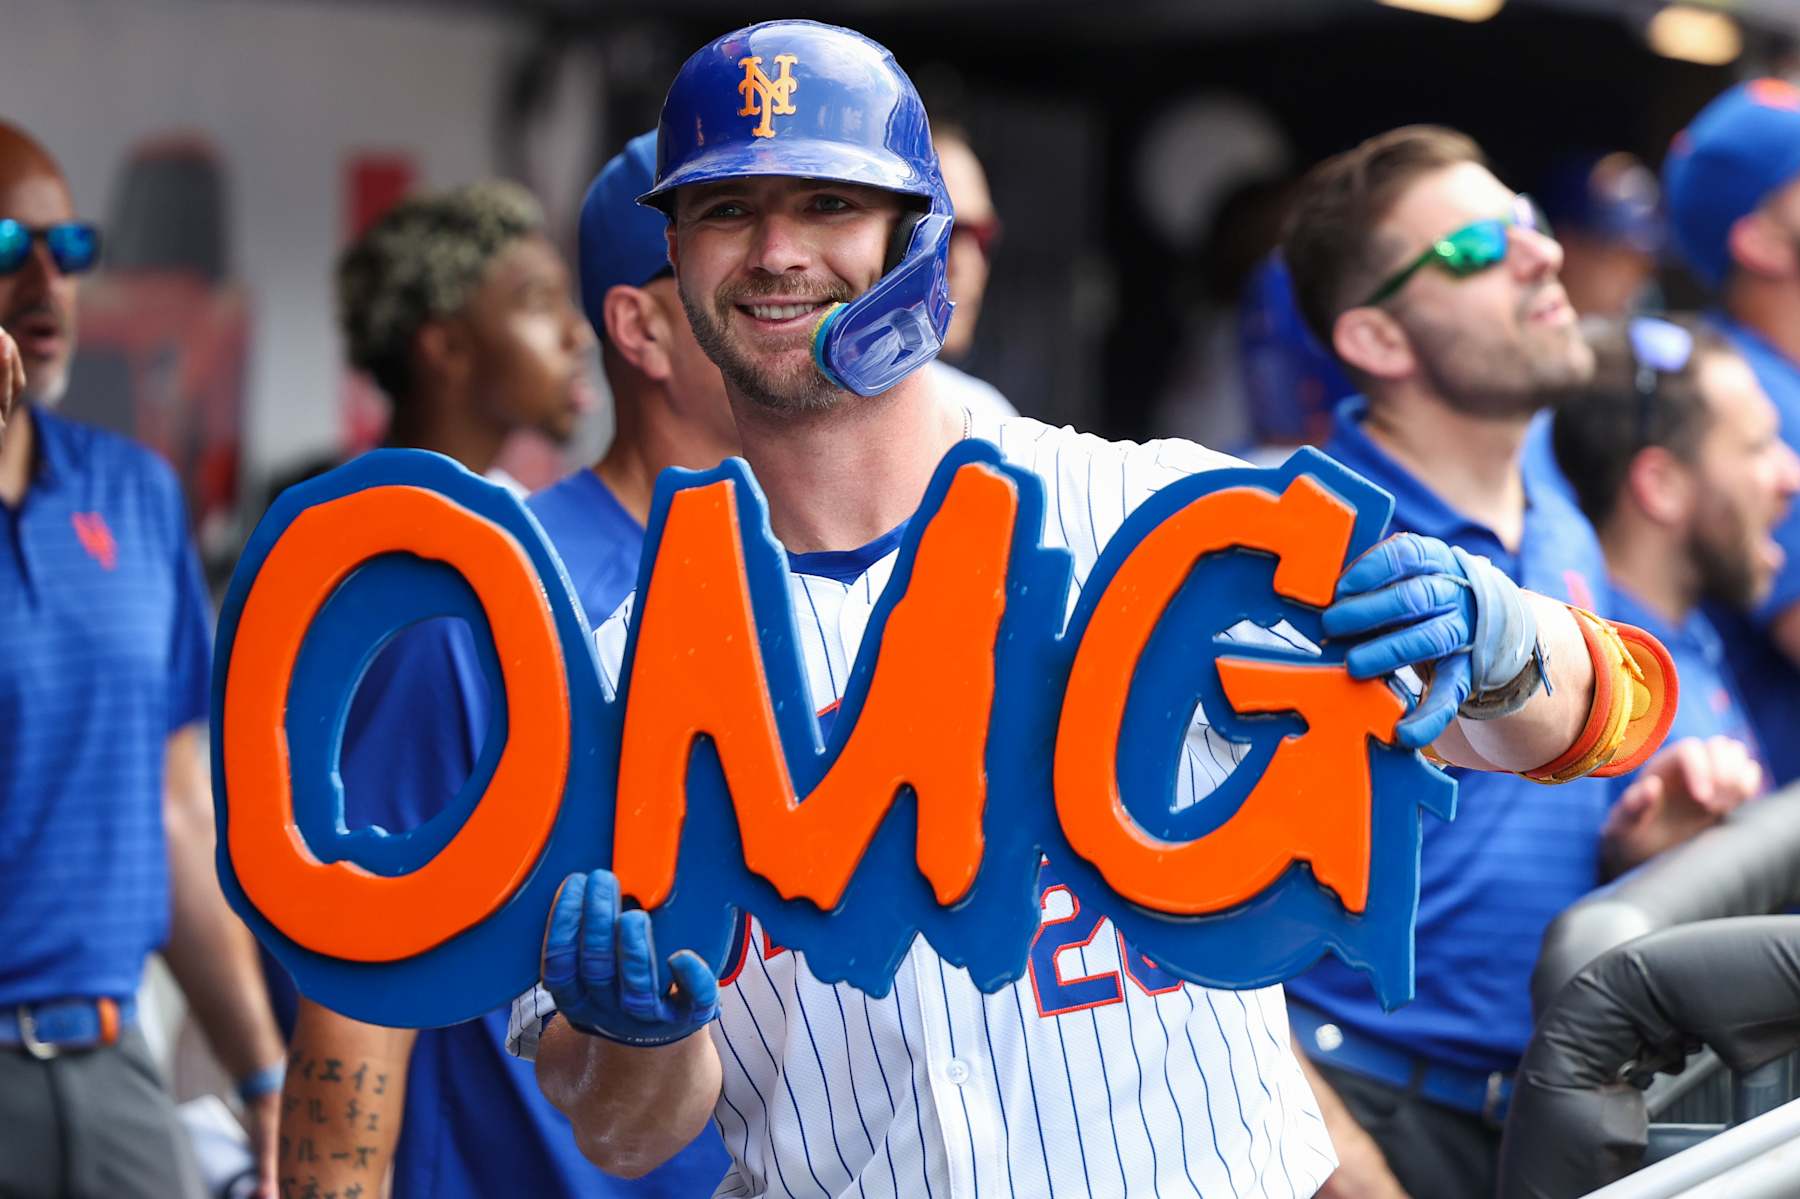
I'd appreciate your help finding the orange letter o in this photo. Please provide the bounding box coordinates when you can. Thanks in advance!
[222,485,570,962]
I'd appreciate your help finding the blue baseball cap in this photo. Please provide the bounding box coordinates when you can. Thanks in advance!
[1239,252,1354,448]
[578,130,673,334]
[1539,152,1662,255]
[1663,79,1800,289]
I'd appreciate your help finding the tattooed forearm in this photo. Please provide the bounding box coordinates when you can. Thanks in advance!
[277,1037,410,1197]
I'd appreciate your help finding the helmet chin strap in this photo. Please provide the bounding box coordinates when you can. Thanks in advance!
[808,212,955,397]
[811,302,849,388]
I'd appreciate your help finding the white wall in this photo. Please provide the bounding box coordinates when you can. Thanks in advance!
[0,0,536,480]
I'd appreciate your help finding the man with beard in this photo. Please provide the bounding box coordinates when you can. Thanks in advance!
[1279,126,1750,1199]
[1663,79,1800,789]
[279,142,737,1199]
[506,28,1675,1198]
[0,122,287,1196]
[1553,315,1784,860]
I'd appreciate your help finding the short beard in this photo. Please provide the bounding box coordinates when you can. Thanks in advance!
[1691,514,1762,612]
[680,277,852,414]
[1404,299,1595,420]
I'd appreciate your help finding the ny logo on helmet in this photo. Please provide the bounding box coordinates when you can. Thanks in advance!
[738,54,799,138]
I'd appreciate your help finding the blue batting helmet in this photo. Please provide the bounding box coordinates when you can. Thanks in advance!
[639,19,954,397]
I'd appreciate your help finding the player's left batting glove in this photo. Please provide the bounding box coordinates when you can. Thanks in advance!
[540,869,720,1047]
[1322,532,1540,750]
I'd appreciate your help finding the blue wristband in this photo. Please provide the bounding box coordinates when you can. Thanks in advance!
[235,1060,286,1103]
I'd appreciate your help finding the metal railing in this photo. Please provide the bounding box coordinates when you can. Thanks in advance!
[1495,784,1800,1198]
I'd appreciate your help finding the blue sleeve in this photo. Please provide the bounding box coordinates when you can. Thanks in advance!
[162,468,212,732]
[338,619,491,834]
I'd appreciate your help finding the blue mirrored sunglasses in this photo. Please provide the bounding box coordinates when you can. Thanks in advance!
[0,220,101,276]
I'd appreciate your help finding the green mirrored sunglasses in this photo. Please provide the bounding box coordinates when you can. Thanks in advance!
[1362,195,1552,307]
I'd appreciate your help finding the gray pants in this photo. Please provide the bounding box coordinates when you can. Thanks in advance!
[0,1026,205,1199]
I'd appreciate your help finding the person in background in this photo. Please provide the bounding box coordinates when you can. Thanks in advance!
[1280,124,1755,1199]
[1663,77,1800,787]
[925,123,1018,420]
[277,140,736,1199]
[1552,313,1788,865]
[1236,251,1355,459]
[1539,152,1663,319]
[0,120,286,1199]
[344,180,593,487]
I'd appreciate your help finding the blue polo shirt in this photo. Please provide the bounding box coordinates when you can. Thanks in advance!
[337,466,730,1199]
[1708,314,1800,785]
[1286,398,1615,1074]
[0,406,211,1006]
[1605,586,1761,777]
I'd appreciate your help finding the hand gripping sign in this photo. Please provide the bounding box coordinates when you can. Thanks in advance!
[212,442,1453,1028]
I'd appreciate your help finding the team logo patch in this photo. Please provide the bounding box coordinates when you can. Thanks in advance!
[738,54,799,138]
[211,444,1452,1029]
[1748,78,1800,112]
[71,512,117,571]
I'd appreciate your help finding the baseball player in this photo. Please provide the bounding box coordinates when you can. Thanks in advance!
[510,21,1657,1197]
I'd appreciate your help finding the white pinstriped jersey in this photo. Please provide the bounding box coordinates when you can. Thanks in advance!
[511,410,1337,1198]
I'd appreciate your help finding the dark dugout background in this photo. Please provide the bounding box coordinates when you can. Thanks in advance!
[526,0,1782,440]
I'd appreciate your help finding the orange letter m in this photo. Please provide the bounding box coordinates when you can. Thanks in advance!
[612,462,1018,913]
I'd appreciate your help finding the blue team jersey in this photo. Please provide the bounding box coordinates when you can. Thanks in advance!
[1707,314,1800,785]
[1286,398,1615,1074]
[0,407,211,1006]
[1605,586,1763,776]
[339,466,730,1198]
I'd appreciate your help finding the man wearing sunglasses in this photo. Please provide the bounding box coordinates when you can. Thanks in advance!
[1279,126,1727,1199]
[1551,315,1782,861]
[0,167,97,452]
[1663,79,1800,793]
[0,123,287,1196]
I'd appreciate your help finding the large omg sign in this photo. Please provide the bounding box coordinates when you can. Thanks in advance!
[213,442,1452,1028]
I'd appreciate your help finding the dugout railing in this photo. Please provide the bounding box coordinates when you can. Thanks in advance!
[1493,784,1800,1198]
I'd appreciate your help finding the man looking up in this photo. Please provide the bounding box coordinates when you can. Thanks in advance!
[511,25,1674,1198]
[1280,126,1754,1199]
[279,144,736,1199]
[0,121,286,1198]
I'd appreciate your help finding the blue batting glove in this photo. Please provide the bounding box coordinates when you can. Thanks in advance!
[540,869,720,1047]
[1322,532,1537,749]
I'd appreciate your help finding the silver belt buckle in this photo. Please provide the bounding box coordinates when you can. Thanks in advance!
[1482,1071,1507,1125]
[17,1006,61,1061]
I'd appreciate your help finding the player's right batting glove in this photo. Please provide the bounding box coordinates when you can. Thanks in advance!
[1322,532,1540,750]
[540,869,720,1047]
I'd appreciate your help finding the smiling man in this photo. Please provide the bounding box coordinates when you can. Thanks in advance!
[505,27,1670,1199]
[1280,127,1745,1199]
